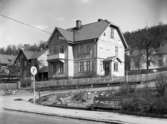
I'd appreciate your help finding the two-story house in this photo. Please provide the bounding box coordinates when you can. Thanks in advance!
[47,19,128,79]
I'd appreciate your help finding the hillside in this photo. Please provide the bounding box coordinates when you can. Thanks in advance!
[124,24,167,50]
[0,41,48,55]
[124,24,167,71]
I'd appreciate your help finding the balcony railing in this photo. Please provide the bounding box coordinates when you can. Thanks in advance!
[47,53,65,60]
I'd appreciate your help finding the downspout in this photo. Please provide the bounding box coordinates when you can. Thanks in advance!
[110,60,112,81]
[67,43,68,78]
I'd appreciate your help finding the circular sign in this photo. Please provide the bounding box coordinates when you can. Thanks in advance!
[30,66,37,76]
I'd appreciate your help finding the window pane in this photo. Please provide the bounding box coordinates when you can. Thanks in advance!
[115,46,118,56]
[86,61,90,72]
[60,46,64,53]
[80,61,84,72]
[60,64,64,73]
[114,62,118,72]
[111,28,114,39]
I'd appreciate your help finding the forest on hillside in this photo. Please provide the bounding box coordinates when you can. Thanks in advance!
[124,24,167,50]
[0,41,48,55]
[124,24,167,70]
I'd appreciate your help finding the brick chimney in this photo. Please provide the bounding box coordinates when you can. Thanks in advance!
[98,18,103,22]
[76,20,82,29]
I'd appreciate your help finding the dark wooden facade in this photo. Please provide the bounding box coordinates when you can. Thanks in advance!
[14,50,48,87]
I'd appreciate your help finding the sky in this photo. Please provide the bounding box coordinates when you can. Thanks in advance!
[0,0,166,48]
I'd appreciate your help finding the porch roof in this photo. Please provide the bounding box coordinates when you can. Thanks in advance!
[103,56,122,63]
[47,59,65,63]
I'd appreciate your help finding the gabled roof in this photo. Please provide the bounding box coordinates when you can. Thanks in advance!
[49,19,128,49]
[57,27,73,41]
[22,50,46,60]
[0,54,16,65]
[104,56,122,63]
[67,20,109,42]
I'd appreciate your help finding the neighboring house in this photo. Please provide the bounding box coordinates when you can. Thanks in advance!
[14,49,48,86]
[129,42,167,72]
[47,19,128,79]
[129,48,157,71]
[129,49,145,71]
[152,42,167,69]
[0,54,16,75]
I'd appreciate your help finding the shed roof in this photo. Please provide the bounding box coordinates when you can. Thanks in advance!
[0,54,16,65]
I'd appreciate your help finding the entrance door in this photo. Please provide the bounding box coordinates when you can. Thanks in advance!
[104,62,110,76]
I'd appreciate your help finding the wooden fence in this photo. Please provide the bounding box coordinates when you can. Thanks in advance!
[36,71,167,89]
[0,83,18,90]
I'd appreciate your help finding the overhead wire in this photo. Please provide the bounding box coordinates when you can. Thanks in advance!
[0,14,51,34]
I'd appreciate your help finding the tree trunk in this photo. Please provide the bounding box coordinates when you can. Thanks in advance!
[146,48,149,70]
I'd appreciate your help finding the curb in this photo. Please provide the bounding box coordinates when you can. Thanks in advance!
[3,107,130,124]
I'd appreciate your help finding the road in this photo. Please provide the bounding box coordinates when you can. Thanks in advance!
[0,96,107,124]
[0,110,106,124]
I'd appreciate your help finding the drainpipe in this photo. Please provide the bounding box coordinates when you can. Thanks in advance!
[110,61,112,81]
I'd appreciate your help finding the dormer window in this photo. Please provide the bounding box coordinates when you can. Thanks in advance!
[110,28,114,39]
[56,34,59,39]
[58,36,65,40]
[56,33,64,40]
[115,46,118,56]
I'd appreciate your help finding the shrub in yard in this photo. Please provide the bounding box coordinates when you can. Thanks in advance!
[36,95,49,103]
[21,79,31,87]
[117,83,136,96]
[120,86,154,113]
[151,93,167,114]
[121,95,152,113]
[71,91,87,103]
[155,74,167,96]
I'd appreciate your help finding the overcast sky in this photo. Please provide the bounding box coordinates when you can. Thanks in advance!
[0,0,166,48]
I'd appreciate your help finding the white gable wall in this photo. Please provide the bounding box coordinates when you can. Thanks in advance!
[37,50,49,69]
[67,45,74,77]
[97,26,125,77]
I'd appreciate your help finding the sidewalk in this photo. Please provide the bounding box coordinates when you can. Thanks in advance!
[2,95,167,124]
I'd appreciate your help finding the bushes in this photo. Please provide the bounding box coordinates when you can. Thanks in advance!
[121,95,153,113]
[120,86,153,113]
[71,91,87,103]
[119,78,167,115]
[21,79,31,87]
[150,95,167,114]
[155,74,167,96]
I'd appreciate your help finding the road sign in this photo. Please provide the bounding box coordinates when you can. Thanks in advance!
[30,66,37,76]
[30,66,37,104]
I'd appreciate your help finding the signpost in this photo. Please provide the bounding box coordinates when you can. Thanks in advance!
[30,66,37,104]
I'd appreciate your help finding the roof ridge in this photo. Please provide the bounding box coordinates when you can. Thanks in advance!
[66,20,109,31]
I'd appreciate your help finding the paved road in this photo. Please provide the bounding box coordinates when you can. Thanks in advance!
[0,110,107,124]
[0,96,106,124]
